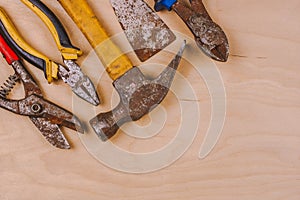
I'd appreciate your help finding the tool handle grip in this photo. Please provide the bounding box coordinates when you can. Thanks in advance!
[58,0,133,80]
[154,0,177,11]
[0,34,19,65]
[0,7,59,83]
[21,0,82,60]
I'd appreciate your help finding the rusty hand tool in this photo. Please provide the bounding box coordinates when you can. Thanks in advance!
[0,34,84,149]
[57,0,186,141]
[90,42,185,141]
[0,1,100,106]
[110,0,176,62]
[154,0,229,62]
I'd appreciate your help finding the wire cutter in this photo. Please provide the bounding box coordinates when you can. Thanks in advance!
[154,0,229,62]
[0,0,100,106]
[0,34,84,149]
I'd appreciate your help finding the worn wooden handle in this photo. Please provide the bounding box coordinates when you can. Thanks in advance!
[58,0,133,80]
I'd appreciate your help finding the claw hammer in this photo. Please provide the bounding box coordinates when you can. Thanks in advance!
[57,0,186,141]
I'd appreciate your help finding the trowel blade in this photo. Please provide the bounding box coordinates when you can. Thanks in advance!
[111,0,176,62]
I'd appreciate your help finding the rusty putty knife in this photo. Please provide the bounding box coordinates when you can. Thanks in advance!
[111,0,176,62]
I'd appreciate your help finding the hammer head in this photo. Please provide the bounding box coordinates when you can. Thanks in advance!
[90,41,186,141]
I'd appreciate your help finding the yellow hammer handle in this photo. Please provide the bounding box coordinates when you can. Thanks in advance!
[58,0,133,80]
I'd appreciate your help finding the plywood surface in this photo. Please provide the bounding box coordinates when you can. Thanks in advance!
[0,0,299,199]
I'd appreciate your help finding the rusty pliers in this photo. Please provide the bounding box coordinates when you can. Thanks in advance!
[0,0,100,105]
[154,0,229,62]
[0,34,84,149]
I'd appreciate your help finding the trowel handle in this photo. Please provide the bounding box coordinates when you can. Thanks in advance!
[58,0,133,80]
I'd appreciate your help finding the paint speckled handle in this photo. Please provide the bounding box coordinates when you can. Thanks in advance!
[58,0,134,80]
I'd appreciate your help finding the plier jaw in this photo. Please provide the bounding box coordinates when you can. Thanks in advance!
[59,60,100,106]
[189,14,229,62]
[154,0,229,62]
[0,34,84,149]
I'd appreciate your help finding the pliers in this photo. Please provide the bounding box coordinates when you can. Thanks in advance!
[0,0,100,105]
[0,34,84,149]
[154,0,229,62]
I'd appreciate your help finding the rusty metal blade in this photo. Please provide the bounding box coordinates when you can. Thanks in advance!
[30,117,70,149]
[111,0,176,62]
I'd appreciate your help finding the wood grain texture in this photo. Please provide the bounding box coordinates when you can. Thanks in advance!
[0,0,299,199]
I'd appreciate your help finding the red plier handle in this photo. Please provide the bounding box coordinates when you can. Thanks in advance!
[0,34,19,65]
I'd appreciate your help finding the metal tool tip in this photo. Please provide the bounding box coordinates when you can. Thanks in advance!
[73,90,101,106]
[195,37,229,62]
[208,41,229,62]
[71,116,85,134]
[59,143,71,149]
[88,94,101,106]
[178,40,187,56]
[72,77,101,106]
[58,63,101,106]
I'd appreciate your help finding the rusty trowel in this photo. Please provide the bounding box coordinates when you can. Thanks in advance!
[110,0,176,62]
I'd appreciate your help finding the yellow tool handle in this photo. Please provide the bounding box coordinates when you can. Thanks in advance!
[58,0,133,80]
[21,0,82,61]
[0,7,58,83]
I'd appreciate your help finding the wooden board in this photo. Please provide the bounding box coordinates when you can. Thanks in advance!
[0,0,299,199]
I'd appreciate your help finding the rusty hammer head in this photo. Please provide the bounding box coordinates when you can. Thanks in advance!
[90,41,186,141]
